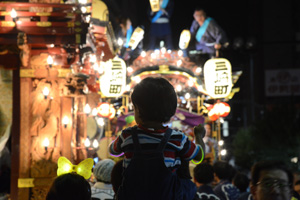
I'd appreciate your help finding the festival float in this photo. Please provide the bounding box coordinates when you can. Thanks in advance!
[0,0,242,199]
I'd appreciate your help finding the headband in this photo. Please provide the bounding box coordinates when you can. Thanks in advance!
[57,156,94,179]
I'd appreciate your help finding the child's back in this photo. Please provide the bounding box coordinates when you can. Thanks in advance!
[109,77,205,199]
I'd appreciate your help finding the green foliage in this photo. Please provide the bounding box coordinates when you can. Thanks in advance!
[233,105,300,170]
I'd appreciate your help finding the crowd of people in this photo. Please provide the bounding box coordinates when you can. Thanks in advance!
[45,158,300,200]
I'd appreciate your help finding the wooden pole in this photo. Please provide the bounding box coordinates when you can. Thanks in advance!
[10,66,20,200]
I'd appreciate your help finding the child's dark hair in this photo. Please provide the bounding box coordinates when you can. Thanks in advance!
[131,77,177,123]
[46,173,91,200]
[193,163,214,184]
[233,172,250,193]
[213,161,233,180]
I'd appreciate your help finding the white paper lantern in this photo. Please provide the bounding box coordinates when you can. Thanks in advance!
[204,58,232,99]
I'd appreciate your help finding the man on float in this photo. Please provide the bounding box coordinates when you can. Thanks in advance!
[187,7,228,65]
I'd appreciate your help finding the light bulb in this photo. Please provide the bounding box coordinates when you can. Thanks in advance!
[185,93,191,100]
[220,149,227,156]
[62,116,69,128]
[141,51,146,57]
[43,137,49,153]
[47,55,53,68]
[177,50,183,57]
[117,38,123,46]
[43,138,49,148]
[92,140,99,148]
[176,85,182,92]
[10,9,17,19]
[84,104,91,114]
[97,118,105,126]
[195,67,202,74]
[42,87,50,99]
[92,108,97,116]
[84,138,91,147]
[177,60,182,66]
[218,140,224,146]
[127,67,133,73]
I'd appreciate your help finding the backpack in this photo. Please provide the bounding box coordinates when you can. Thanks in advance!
[117,127,183,200]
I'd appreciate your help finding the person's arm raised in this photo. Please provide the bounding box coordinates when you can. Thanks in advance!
[192,124,206,162]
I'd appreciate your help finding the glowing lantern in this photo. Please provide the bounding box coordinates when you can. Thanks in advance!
[214,102,231,117]
[208,109,219,121]
[207,102,231,121]
[149,0,160,12]
[91,0,109,22]
[128,27,144,50]
[204,58,232,99]
[179,30,191,49]
[99,57,126,97]
[97,102,116,119]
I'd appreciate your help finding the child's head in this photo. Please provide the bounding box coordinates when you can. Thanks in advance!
[93,159,115,183]
[131,77,177,124]
[46,173,91,200]
[193,163,214,185]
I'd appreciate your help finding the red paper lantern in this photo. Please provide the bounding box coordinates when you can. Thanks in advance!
[207,102,231,121]
[97,102,116,119]
[215,102,231,117]
[208,110,219,121]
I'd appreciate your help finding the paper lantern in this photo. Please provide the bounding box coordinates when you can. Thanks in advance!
[179,30,191,49]
[208,110,219,121]
[149,0,160,12]
[91,0,109,22]
[128,27,144,50]
[204,58,232,99]
[97,102,116,119]
[207,102,231,121]
[99,57,126,97]
[215,102,231,117]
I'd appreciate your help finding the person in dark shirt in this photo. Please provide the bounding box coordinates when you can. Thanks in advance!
[213,161,240,200]
[193,162,220,200]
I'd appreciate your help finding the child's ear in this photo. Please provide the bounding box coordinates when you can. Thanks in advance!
[193,177,197,183]
[250,185,256,199]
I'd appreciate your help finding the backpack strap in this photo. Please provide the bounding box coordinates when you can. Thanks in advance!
[131,126,141,151]
[156,128,172,152]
